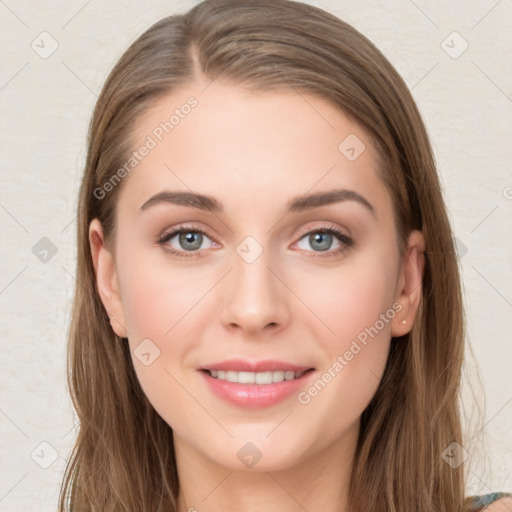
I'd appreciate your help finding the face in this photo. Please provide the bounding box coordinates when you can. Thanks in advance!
[90,79,424,473]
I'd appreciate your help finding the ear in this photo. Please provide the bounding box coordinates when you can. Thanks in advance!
[390,229,426,337]
[89,218,128,338]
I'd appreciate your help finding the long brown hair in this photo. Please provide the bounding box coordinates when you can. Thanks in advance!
[59,1,476,510]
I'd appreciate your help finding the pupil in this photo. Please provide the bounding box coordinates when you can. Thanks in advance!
[180,232,202,250]
[310,232,332,251]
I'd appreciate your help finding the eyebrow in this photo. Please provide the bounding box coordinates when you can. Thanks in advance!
[139,188,375,217]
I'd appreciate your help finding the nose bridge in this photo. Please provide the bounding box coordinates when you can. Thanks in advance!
[219,238,288,333]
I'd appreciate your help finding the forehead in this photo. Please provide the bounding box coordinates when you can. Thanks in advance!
[118,80,391,220]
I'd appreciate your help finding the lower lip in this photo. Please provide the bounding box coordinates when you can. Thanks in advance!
[199,370,315,409]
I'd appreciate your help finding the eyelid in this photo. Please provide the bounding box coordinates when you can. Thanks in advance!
[294,222,351,242]
[158,222,214,241]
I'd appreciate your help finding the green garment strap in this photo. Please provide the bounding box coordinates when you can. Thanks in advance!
[471,492,512,507]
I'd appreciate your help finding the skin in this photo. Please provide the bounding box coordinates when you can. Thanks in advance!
[90,79,425,512]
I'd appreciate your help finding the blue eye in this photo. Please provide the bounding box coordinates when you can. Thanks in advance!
[158,226,216,257]
[175,231,204,251]
[300,231,335,251]
[296,226,353,255]
[158,223,353,258]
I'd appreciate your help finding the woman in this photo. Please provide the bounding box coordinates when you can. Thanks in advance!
[59,0,511,510]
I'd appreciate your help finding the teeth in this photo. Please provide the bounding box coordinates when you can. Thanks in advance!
[226,371,237,382]
[272,371,285,383]
[238,371,255,384]
[255,371,273,384]
[208,369,307,384]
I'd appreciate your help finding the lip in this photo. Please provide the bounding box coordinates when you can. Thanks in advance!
[199,359,312,373]
[198,360,315,409]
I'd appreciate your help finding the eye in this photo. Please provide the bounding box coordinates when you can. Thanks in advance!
[158,223,353,258]
[295,225,353,255]
[158,225,218,257]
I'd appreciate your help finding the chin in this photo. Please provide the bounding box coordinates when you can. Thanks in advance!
[200,434,310,473]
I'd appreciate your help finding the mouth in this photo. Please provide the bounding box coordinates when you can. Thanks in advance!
[202,369,312,384]
[198,360,316,409]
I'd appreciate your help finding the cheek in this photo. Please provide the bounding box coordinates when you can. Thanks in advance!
[115,251,219,411]
[293,249,397,405]
[116,256,209,428]
[117,251,213,342]
[300,251,398,350]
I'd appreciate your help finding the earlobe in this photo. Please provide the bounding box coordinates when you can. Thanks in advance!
[391,230,426,338]
[89,218,128,338]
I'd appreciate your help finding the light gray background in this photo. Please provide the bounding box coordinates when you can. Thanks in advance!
[0,1,511,510]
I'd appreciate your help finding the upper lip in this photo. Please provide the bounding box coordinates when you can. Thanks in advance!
[200,359,314,373]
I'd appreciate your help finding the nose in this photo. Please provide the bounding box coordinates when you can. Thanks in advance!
[219,247,290,337]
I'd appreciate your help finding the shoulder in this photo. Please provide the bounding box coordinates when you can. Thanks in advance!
[485,496,512,511]
[471,493,512,511]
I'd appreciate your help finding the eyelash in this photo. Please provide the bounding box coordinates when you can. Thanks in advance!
[157,223,353,259]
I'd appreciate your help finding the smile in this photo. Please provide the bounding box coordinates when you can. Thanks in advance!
[207,369,308,384]
[199,366,315,409]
